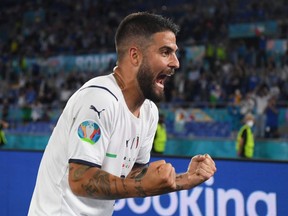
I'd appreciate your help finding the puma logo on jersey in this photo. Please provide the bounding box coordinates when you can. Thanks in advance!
[90,105,105,119]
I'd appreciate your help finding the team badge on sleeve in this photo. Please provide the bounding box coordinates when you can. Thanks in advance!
[77,120,101,144]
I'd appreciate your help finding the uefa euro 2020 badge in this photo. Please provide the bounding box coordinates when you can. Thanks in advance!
[78,120,101,144]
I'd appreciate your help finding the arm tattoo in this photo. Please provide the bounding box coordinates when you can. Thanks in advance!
[121,178,129,197]
[135,185,147,197]
[73,164,150,199]
[176,174,184,190]
[176,184,183,190]
[82,178,100,197]
[82,169,112,198]
[128,167,142,179]
[128,166,149,197]
[71,165,90,181]
[130,167,149,197]
[128,167,148,180]
[134,167,148,181]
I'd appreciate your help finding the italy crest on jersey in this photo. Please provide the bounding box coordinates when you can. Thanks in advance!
[77,120,101,144]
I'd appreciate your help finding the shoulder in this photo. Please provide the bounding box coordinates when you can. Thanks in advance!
[143,100,158,113]
[79,74,120,102]
[70,74,120,106]
[65,74,121,117]
[142,100,159,123]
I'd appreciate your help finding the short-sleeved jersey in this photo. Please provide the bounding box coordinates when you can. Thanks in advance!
[28,74,159,216]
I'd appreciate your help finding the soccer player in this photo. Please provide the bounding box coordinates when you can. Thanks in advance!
[28,12,216,216]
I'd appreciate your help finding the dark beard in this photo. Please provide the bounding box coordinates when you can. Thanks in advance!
[137,61,164,103]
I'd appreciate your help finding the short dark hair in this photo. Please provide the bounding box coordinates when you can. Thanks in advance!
[115,12,180,59]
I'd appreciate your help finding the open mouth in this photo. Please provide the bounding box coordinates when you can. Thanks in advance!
[155,72,173,89]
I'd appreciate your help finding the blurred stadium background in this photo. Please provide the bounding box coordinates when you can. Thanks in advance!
[0,0,288,215]
[1,0,288,159]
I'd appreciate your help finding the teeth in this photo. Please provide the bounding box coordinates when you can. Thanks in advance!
[167,70,175,77]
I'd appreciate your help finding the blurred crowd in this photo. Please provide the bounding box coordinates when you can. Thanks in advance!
[0,0,287,57]
[1,0,288,138]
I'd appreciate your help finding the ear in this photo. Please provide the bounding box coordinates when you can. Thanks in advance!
[129,47,142,66]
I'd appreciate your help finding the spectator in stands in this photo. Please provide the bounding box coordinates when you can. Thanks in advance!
[264,96,279,138]
[227,91,242,133]
[247,68,261,92]
[1,98,10,122]
[25,82,37,105]
[152,113,167,154]
[2,0,288,140]
[59,83,73,108]
[254,83,270,138]
[239,90,256,117]
[31,99,43,122]
[209,82,223,107]
[196,72,210,102]
[233,89,242,106]
[236,113,255,159]
[0,119,9,146]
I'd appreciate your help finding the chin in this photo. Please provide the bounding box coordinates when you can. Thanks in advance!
[153,92,165,103]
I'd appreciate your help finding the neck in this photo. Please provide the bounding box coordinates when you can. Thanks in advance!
[113,66,144,117]
[113,69,125,90]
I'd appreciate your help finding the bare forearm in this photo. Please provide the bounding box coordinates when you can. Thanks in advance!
[175,154,217,191]
[69,164,150,200]
[175,173,190,191]
[68,156,216,200]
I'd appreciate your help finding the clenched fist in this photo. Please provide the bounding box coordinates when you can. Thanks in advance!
[186,154,217,188]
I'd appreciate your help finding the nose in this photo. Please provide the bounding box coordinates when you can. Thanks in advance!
[169,53,180,69]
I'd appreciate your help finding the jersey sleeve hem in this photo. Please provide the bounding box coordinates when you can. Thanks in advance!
[69,158,102,168]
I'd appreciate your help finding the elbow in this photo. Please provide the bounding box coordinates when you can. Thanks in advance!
[68,176,84,197]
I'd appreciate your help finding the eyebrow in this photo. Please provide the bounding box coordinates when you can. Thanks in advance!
[159,45,178,53]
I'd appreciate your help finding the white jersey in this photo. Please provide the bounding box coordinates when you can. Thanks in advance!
[28,74,159,216]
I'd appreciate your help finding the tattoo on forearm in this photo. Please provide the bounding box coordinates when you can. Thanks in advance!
[74,165,151,199]
[176,184,183,190]
[112,178,121,198]
[128,167,148,180]
[128,168,141,179]
[133,168,148,197]
[81,169,112,198]
[82,178,100,197]
[121,179,129,196]
[134,168,148,180]
[135,185,147,197]
[72,165,90,181]
[176,174,184,190]
[122,166,148,197]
